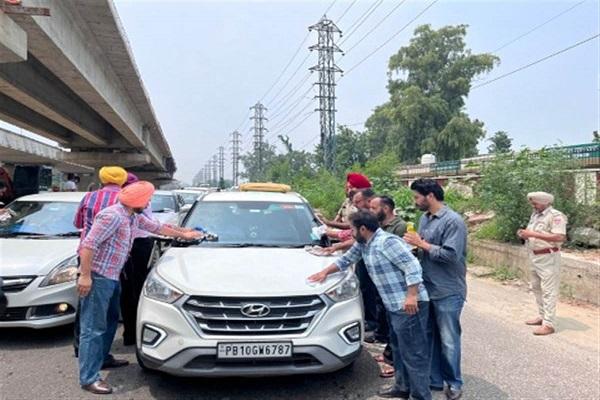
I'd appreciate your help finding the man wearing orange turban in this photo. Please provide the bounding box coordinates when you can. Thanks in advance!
[76,181,202,395]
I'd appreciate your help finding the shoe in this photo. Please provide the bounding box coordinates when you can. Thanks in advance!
[533,325,555,336]
[81,380,113,395]
[445,387,463,400]
[525,317,543,326]
[101,356,130,369]
[430,385,444,392]
[377,387,409,399]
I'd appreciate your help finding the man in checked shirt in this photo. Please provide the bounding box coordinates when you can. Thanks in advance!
[309,210,431,400]
[76,181,202,395]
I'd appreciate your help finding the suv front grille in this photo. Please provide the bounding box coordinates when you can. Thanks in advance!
[183,296,326,336]
[1,276,36,293]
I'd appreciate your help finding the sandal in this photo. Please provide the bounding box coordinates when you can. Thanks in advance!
[379,362,395,378]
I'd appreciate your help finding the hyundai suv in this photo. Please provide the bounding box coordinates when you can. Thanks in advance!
[136,185,363,377]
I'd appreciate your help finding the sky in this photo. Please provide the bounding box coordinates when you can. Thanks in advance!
[106,1,596,182]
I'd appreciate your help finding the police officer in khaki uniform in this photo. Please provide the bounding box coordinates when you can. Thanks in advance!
[517,192,567,336]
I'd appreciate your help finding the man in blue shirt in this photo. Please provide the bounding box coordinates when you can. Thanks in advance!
[404,179,467,400]
[309,210,431,400]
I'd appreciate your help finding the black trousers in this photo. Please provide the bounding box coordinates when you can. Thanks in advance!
[356,260,379,332]
[120,237,154,344]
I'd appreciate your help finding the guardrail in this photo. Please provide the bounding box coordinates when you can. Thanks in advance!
[397,143,600,178]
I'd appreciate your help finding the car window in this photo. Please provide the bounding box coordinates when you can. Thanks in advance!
[0,201,79,236]
[184,201,320,246]
[151,194,177,213]
[178,193,199,205]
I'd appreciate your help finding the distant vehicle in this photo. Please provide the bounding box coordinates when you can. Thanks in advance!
[151,190,186,225]
[136,183,363,377]
[0,192,84,328]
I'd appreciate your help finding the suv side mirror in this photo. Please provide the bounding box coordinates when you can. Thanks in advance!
[180,204,192,214]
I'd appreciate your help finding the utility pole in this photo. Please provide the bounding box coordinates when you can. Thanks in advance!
[250,102,268,177]
[218,146,225,185]
[204,162,211,185]
[309,16,342,171]
[230,130,242,186]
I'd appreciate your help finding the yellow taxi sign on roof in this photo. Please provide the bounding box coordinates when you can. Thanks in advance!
[239,182,292,193]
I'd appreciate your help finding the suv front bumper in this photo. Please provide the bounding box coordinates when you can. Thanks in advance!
[137,294,363,377]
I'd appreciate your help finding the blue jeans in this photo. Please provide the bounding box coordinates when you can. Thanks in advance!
[428,294,464,391]
[78,272,121,386]
[388,302,432,400]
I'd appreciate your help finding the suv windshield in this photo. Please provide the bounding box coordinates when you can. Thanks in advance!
[0,201,79,236]
[183,201,321,247]
[152,194,176,213]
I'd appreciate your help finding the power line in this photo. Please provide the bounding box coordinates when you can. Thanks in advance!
[268,56,312,108]
[270,74,313,119]
[343,0,439,77]
[473,33,599,90]
[271,99,316,135]
[344,0,408,55]
[336,0,358,24]
[270,84,314,123]
[261,32,311,102]
[493,0,587,53]
[339,0,384,46]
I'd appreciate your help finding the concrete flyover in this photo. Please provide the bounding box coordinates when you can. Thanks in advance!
[0,126,93,174]
[0,0,175,182]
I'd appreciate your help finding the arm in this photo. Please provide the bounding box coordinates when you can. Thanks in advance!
[308,242,363,282]
[77,248,93,297]
[73,194,88,229]
[517,213,567,243]
[138,214,201,240]
[323,239,355,254]
[405,220,465,264]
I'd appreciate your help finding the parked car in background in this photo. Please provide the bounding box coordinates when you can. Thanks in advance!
[174,189,206,206]
[151,190,186,225]
[0,192,84,328]
[136,183,363,377]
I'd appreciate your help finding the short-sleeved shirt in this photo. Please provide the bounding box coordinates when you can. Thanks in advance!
[80,203,161,280]
[335,198,356,223]
[526,206,567,251]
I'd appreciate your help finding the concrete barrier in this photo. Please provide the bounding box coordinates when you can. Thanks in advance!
[469,239,600,305]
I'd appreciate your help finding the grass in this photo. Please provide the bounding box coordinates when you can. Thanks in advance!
[491,265,521,281]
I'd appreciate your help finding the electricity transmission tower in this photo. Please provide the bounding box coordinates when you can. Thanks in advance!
[309,16,342,170]
[250,102,268,175]
[218,146,225,184]
[230,130,242,186]
[212,155,218,186]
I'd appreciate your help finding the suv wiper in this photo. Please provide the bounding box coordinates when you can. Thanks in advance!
[0,232,45,237]
[49,232,81,237]
[218,243,310,248]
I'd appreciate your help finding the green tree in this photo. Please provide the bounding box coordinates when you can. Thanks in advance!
[487,131,513,154]
[240,143,277,182]
[366,24,498,162]
[593,130,599,143]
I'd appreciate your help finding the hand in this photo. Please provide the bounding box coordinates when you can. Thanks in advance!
[517,229,534,239]
[403,232,423,248]
[182,230,203,241]
[77,274,92,297]
[403,294,418,315]
[321,246,337,255]
[308,270,329,283]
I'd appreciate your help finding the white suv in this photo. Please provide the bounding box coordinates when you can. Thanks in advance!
[136,186,363,377]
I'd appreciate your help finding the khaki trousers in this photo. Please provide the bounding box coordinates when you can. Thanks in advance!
[528,252,561,327]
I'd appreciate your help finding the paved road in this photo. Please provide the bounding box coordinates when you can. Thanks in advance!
[1,274,598,400]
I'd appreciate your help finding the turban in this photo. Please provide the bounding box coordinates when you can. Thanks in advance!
[124,172,139,187]
[119,181,155,208]
[346,172,371,189]
[99,166,127,186]
[527,191,554,205]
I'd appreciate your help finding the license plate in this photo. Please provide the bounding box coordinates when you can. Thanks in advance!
[217,342,293,359]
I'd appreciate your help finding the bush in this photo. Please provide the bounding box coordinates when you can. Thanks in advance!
[293,170,345,219]
[478,148,584,243]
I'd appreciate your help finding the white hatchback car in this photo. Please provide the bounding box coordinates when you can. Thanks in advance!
[136,186,363,377]
[0,192,84,328]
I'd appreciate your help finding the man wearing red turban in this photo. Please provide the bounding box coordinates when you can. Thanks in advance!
[319,172,372,230]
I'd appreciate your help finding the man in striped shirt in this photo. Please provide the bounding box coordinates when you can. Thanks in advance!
[72,166,128,358]
[77,181,202,395]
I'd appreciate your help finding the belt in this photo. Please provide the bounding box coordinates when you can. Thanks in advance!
[532,247,560,255]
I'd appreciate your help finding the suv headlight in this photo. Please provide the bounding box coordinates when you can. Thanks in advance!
[40,255,79,287]
[143,270,182,303]
[326,272,360,303]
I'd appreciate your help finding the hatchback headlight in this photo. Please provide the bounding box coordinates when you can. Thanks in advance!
[40,255,79,287]
[327,272,360,303]
[143,270,182,303]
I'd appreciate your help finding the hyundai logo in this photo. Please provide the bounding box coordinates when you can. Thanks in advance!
[240,303,271,318]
